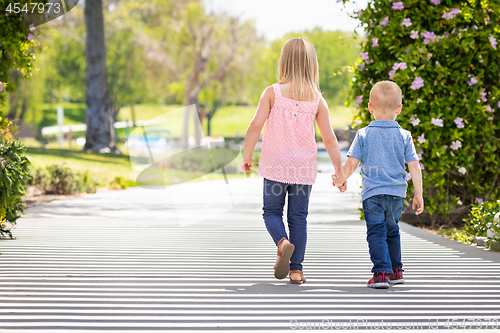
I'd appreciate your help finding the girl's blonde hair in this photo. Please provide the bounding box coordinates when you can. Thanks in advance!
[277,37,321,101]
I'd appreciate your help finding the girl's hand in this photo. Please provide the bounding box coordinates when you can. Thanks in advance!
[332,174,347,192]
[239,158,254,172]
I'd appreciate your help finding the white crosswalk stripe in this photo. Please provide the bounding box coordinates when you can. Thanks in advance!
[2,225,500,332]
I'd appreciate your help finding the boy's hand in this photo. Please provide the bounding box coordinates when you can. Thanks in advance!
[331,174,347,192]
[337,180,347,193]
[412,194,424,215]
[239,158,253,172]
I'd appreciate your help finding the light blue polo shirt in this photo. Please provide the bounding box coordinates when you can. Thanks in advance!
[347,120,419,201]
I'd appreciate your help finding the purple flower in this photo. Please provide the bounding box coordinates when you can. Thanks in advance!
[410,115,421,126]
[411,77,424,90]
[419,162,425,170]
[476,198,483,205]
[487,105,492,112]
[0,82,3,92]
[392,2,404,10]
[431,0,441,4]
[451,140,462,150]
[380,17,389,26]
[29,23,35,31]
[389,70,396,79]
[372,38,379,47]
[468,76,478,86]
[359,63,365,72]
[489,35,497,49]
[431,118,444,127]
[401,18,412,27]
[481,90,488,102]
[337,0,342,3]
[458,167,466,175]
[488,116,493,121]
[406,173,412,181]
[417,133,426,144]
[417,148,423,160]
[442,8,460,20]
[361,52,369,60]
[421,31,437,44]
[454,117,464,128]
[355,96,363,105]
[498,101,500,108]
[27,33,34,41]
[405,47,410,53]
[486,17,490,24]
[410,30,419,39]
[399,62,407,70]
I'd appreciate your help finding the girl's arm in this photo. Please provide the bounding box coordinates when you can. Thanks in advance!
[316,97,344,184]
[240,86,273,171]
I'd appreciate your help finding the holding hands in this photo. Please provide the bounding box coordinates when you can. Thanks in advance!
[332,174,347,193]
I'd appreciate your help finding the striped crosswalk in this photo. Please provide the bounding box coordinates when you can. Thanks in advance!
[2,175,500,332]
[2,225,500,332]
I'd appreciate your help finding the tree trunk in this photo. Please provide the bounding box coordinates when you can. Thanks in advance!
[84,0,115,152]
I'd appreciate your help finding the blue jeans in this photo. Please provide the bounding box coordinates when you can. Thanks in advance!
[362,194,405,274]
[262,178,312,271]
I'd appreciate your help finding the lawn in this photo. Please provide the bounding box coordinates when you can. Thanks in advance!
[24,147,250,187]
[25,147,136,184]
[40,103,355,139]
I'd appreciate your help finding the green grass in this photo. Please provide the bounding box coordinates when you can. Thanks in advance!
[38,103,86,128]
[24,147,247,187]
[25,147,136,184]
[40,103,354,139]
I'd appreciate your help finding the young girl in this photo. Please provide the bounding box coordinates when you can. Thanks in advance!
[240,37,345,284]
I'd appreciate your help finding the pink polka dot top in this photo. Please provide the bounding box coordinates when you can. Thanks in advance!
[257,83,321,185]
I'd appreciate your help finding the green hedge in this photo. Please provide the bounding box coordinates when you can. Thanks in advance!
[0,113,30,239]
[341,0,500,220]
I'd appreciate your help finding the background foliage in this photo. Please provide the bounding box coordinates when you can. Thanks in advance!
[0,112,30,238]
[343,0,500,221]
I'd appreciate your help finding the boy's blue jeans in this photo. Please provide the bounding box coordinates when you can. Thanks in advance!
[362,194,405,274]
[262,178,312,271]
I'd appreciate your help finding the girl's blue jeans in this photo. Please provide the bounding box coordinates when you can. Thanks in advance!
[362,194,405,274]
[262,178,312,271]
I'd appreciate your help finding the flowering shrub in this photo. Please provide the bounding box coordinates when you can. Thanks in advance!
[463,199,500,248]
[340,0,500,219]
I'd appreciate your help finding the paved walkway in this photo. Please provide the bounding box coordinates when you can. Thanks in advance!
[1,173,500,332]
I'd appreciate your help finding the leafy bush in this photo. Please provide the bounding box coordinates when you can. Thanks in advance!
[463,199,500,246]
[107,176,135,190]
[437,227,474,243]
[341,0,500,219]
[27,164,98,195]
[0,0,41,105]
[0,113,31,239]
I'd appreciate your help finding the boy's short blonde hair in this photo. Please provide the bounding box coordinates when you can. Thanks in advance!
[369,81,402,112]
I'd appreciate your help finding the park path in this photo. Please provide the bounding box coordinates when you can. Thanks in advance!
[1,173,500,332]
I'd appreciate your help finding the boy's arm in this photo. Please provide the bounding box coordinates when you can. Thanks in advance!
[240,87,273,171]
[332,156,359,186]
[408,160,424,215]
[316,97,342,175]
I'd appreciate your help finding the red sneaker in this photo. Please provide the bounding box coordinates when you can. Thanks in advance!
[388,268,404,284]
[367,272,390,289]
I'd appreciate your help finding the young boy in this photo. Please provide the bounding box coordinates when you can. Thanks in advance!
[332,81,424,289]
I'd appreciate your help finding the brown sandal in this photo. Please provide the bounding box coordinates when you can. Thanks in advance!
[289,270,306,284]
[274,237,295,280]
